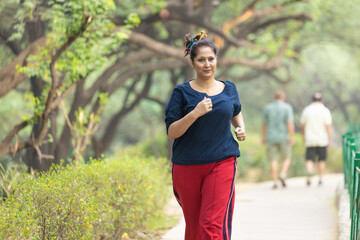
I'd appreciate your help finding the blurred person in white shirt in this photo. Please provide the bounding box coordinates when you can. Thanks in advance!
[300,92,332,186]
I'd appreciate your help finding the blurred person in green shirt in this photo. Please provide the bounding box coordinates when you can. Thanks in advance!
[262,90,295,189]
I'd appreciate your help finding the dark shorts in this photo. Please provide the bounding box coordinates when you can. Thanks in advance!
[305,147,327,162]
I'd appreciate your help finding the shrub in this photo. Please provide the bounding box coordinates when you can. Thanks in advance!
[0,163,26,200]
[76,155,171,239]
[0,164,102,239]
[0,154,171,239]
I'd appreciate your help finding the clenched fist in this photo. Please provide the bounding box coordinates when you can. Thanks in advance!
[234,127,246,141]
[193,97,213,117]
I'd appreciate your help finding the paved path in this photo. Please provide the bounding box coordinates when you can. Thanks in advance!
[162,173,343,240]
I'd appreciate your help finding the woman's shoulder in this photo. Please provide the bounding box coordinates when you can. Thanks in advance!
[218,80,234,86]
[174,81,191,91]
[170,81,193,98]
[219,80,237,91]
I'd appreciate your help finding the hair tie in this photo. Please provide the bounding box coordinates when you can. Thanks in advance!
[199,32,205,41]
[186,35,195,48]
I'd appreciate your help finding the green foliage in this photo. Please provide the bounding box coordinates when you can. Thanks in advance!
[0,154,170,239]
[10,0,130,135]
[70,92,109,163]
[0,163,26,200]
[0,90,33,138]
[115,0,166,17]
[125,12,141,27]
[1,166,100,239]
[301,0,360,44]
[14,0,136,92]
[28,0,122,83]
[81,155,171,238]
[5,0,36,41]
[3,0,144,163]
[22,92,44,124]
[0,44,14,68]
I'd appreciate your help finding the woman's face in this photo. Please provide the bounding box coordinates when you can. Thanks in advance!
[192,46,217,79]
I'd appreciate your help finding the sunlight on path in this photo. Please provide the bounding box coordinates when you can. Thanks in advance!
[162,174,342,240]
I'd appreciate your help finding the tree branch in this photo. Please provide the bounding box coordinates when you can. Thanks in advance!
[219,38,289,70]
[127,32,185,60]
[214,0,261,48]
[94,74,153,156]
[106,60,186,94]
[217,70,262,83]
[0,122,29,157]
[126,31,290,71]
[163,5,249,48]
[249,14,312,34]
[263,65,292,85]
[86,49,155,99]
[144,96,166,108]
[0,37,47,98]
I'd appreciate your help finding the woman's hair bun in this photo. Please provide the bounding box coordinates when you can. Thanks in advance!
[184,31,207,57]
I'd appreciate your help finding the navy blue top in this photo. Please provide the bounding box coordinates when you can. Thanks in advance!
[165,80,241,165]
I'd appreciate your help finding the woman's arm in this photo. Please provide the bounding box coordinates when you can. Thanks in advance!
[168,97,212,140]
[231,112,246,141]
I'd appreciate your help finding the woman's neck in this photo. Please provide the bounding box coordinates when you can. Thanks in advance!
[193,78,216,89]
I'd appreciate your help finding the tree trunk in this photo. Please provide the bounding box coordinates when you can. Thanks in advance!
[55,79,87,162]
[25,77,59,171]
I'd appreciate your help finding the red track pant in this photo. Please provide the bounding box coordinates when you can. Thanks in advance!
[172,157,237,240]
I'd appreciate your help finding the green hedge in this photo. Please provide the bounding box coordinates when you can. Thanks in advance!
[0,155,171,239]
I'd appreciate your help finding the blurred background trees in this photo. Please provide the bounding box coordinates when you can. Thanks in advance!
[0,0,359,172]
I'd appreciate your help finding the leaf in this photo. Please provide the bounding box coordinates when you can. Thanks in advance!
[125,13,141,28]
[114,31,129,41]
[47,133,54,143]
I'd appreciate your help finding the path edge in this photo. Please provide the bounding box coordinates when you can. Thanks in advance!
[336,179,351,240]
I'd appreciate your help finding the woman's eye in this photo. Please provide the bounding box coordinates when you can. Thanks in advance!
[209,58,214,62]
[198,59,205,62]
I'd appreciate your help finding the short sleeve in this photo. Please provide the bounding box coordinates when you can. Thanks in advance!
[325,108,332,125]
[230,82,241,116]
[165,87,184,133]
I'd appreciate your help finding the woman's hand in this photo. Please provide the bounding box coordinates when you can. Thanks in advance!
[167,97,212,139]
[193,97,213,117]
[234,127,246,141]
